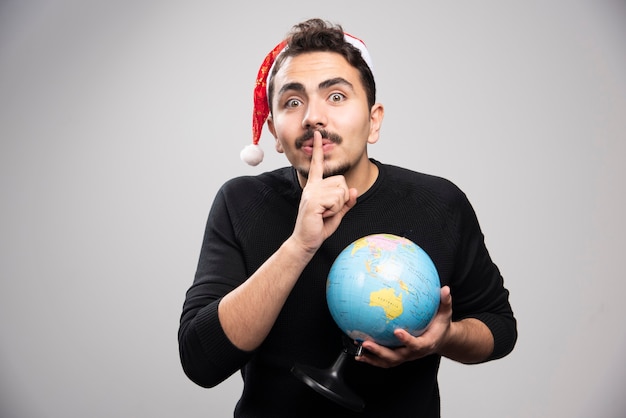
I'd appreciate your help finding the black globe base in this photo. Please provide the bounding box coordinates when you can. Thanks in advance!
[291,346,365,412]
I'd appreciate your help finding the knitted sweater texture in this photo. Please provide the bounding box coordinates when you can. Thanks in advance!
[179,160,517,418]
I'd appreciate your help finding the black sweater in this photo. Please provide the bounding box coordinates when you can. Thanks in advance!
[179,160,517,417]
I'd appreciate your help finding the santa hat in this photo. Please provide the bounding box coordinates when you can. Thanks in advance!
[240,33,374,166]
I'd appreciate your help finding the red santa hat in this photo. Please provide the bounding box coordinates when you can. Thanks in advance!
[240,33,374,166]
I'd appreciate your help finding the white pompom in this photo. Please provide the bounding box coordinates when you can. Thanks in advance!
[240,144,264,166]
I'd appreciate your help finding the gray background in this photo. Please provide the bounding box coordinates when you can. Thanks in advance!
[1,1,625,417]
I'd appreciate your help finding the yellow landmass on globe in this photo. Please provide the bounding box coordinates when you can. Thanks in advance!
[369,288,403,320]
[351,237,369,255]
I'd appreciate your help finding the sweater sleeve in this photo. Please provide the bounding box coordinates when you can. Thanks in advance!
[178,183,253,388]
[449,189,517,361]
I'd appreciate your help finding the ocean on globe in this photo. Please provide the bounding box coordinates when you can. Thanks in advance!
[326,233,441,347]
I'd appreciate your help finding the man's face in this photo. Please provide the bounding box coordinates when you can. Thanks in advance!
[267,51,380,180]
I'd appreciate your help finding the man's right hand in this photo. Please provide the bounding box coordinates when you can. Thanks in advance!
[291,130,358,254]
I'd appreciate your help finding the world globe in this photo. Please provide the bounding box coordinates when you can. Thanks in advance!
[326,233,441,347]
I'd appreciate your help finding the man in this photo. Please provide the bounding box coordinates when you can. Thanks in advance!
[179,18,517,417]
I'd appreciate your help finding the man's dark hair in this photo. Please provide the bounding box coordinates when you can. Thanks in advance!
[268,18,376,113]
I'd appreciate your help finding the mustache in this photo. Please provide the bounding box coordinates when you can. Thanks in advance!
[295,129,343,149]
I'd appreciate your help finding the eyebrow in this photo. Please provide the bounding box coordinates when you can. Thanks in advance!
[319,77,354,91]
[277,77,355,97]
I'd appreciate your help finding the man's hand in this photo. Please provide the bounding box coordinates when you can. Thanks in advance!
[218,133,358,352]
[290,130,357,253]
[355,286,494,367]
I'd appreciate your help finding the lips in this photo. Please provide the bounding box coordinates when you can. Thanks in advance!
[300,138,336,156]
[295,128,342,150]
[300,138,334,148]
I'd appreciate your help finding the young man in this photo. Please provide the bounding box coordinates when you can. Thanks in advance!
[179,18,517,417]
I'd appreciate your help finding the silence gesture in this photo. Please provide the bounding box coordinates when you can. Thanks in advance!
[291,130,358,254]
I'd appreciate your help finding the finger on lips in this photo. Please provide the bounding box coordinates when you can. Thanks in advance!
[309,131,324,181]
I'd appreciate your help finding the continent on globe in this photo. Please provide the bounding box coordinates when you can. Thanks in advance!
[326,233,441,347]
[369,288,403,320]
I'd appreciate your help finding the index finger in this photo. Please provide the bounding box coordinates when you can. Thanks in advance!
[308,130,324,182]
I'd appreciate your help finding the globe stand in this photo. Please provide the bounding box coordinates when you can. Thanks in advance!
[291,336,365,412]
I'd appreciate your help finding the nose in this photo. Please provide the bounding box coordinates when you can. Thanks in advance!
[302,100,327,129]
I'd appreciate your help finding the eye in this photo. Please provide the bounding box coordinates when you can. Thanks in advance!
[285,98,302,108]
[329,93,345,103]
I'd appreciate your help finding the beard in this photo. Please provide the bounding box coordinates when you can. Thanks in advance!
[294,128,349,179]
[297,160,351,180]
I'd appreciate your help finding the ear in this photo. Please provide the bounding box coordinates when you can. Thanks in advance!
[367,103,384,144]
[267,116,284,153]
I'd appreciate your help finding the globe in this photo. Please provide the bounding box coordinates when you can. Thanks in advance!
[326,233,441,347]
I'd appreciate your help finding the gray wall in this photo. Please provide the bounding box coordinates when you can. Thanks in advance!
[1,1,625,417]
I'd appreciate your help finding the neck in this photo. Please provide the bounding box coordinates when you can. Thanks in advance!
[297,158,378,197]
[345,158,378,197]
